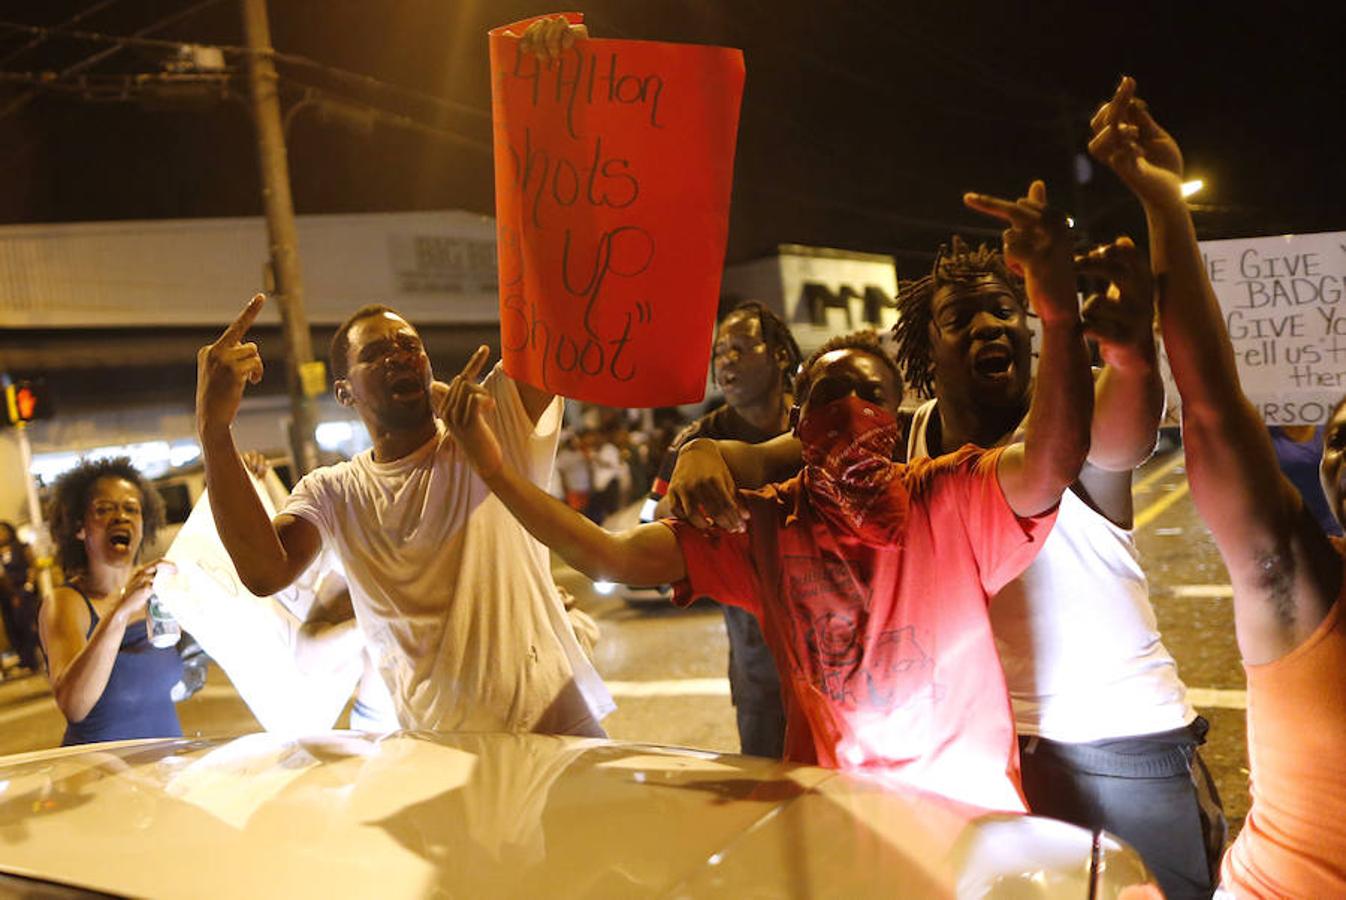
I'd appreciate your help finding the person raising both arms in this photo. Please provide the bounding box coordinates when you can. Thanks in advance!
[38,458,182,746]
[884,233,1223,898]
[1090,76,1346,898]
[441,178,1093,812]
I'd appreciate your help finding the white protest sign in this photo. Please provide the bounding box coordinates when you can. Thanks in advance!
[1191,231,1346,425]
[153,475,361,734]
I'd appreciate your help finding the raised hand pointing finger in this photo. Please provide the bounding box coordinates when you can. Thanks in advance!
[458,344,491,383]
[197,293,269,434]
[217,293,266,348]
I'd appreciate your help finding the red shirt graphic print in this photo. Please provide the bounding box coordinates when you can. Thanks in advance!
[667,445,1056,812]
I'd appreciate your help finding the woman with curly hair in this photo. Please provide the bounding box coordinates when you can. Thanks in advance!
[38,457,182,745]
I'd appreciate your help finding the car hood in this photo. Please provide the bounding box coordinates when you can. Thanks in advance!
[0,732,1149,898]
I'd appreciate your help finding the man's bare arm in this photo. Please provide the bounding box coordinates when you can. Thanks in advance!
[1090,77,1338,662]
[965,181,1093,517]
[196,295,321,595]
[660,435,802,531]
[445,347,686,586]
[1077,237,1166,472]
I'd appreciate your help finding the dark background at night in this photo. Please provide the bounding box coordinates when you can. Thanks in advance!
[1,0,1343,278]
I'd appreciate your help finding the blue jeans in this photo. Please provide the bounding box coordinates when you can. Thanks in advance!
[1019,717,1226,900]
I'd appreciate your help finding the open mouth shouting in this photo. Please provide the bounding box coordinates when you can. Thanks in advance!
[971,344,1016,382]
[107,527,135,554]
[387,371,427,403]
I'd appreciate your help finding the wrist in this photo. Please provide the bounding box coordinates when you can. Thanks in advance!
[108,599,134,629]
[1104,339,1158,374]
[1140,187,1189,217]
[197,419,234,448]
[478,458,507,489]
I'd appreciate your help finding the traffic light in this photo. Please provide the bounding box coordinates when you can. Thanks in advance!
[4,380,54,425]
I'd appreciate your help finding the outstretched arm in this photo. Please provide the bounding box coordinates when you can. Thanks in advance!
[1090,77,1338,661]
[196,295,321,596]
[965,181,1093,517]
[442,346,685,586]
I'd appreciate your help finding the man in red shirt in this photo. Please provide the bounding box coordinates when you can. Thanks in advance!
[442,179,1093,811]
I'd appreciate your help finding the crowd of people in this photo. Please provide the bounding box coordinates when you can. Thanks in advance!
[2,16,1340,899]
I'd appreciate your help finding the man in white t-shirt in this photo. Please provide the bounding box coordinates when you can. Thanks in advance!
[195,296,612,735]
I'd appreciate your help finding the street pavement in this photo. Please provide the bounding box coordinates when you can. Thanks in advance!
[0,447,1253,835]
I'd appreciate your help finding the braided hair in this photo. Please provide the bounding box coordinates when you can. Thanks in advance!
[716,300,804,393]
[890,236,1026,399]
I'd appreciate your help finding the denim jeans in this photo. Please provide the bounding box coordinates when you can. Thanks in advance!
[1019,717,1226,900]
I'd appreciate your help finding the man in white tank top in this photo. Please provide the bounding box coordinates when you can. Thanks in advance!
[662,235,1225,898]
[890,237,1223,899]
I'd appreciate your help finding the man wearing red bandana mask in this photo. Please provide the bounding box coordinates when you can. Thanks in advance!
[443,180,1093,812]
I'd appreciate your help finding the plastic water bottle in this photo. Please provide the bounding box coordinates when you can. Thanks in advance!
[146,594,181,649]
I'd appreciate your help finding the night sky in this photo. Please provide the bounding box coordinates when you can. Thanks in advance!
[2,1,1343,278]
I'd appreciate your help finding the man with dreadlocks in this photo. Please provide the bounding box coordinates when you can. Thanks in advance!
[441,179,1094,811]
[670,230,1221,894]
[893,234,1223,900]
[640,300,803,758]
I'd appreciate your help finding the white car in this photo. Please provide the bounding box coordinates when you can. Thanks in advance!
[0,731,1154,897]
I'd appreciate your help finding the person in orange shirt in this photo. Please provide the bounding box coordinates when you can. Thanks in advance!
[1088,77,1346,897]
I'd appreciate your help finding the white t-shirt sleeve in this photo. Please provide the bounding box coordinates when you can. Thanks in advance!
[483,363,562,489]
[280,469,333,545]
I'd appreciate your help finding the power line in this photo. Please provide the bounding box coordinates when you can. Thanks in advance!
[0,66,491,154]
[0,0,123,67]
[59,0,228,80]
[279,80,491,154]
[0,16,491,123]
[0,0,227,121]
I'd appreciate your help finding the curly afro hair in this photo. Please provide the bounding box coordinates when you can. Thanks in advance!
[48,457,164,575]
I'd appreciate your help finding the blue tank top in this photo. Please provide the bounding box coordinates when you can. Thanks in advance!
[60,584,184,746]
[1270,426,1345,537]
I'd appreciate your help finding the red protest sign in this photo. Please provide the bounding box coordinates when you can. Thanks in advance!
[489,14,745,406]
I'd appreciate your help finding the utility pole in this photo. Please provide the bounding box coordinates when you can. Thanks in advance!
[240,0,322,476]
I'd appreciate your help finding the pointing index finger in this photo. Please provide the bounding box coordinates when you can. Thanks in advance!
[219,294,265,346]
[963,192,1031,226]
[459,345,491,382]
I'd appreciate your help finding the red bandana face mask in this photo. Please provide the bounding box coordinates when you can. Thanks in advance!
[798,395,907,547]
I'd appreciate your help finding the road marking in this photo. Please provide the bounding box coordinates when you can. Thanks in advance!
[1186,687,1247,710]
[1133,480,1191,531]
[606,678,730,698]
[1132,452,1186,495]
[1172,584,1235,600]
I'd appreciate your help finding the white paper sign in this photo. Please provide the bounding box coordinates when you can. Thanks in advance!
[1190,231,1346,425]
[153,475,361,734]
